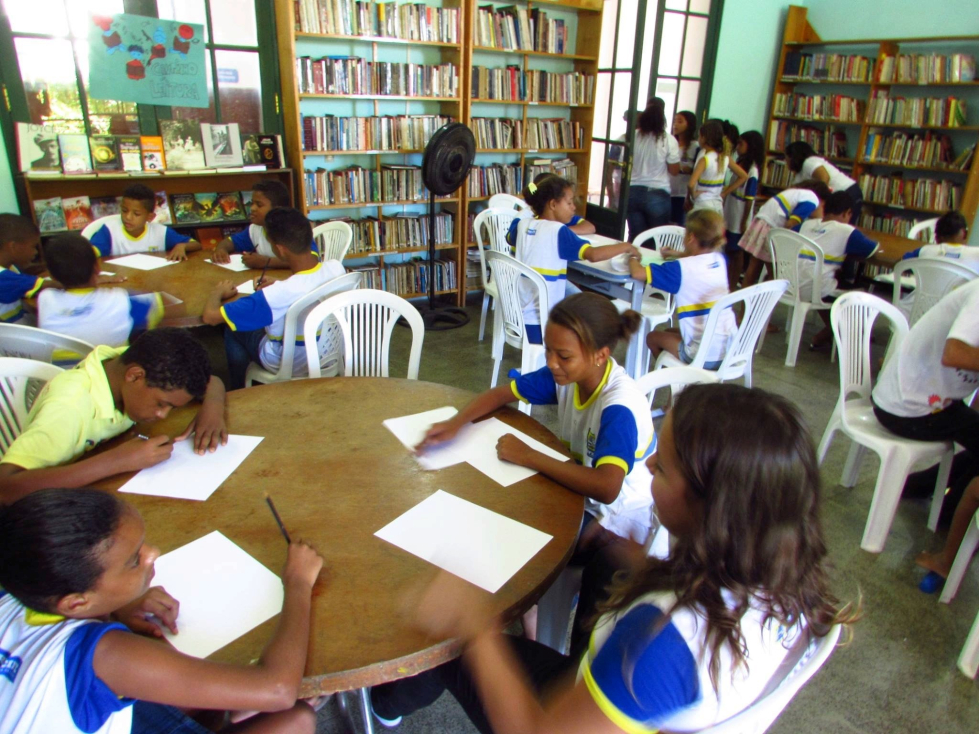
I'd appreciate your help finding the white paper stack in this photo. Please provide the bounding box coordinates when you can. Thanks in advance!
[107,254,179,271]
[211,254,251,272]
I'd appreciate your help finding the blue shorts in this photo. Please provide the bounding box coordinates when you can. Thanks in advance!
[131,702,211,734]
[725,231,743,254]
[679,341,724,371]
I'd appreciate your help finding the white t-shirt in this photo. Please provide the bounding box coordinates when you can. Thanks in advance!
[906,244,979,275]
[755,189,821,230]
[38,288,164,356]
[872,278,979,417]
[795,156,856,192]
[231,224,277,259]
[631,132,681,192]
[671,141,700,198]
[0,593,134,734]
[691,150,727,212]
[797,219,878,299]
[89,219,189,257]
[511,360,656,543]
[723,163,759,234]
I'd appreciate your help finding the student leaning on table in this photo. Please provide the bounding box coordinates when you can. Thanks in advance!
[0,213,62,326]
[0,329,227,505]
[88,184,201,262]
[902,210,979,275]
[0,488,321,734]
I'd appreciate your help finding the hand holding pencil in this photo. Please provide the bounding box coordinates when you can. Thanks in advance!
[266,494,323,587]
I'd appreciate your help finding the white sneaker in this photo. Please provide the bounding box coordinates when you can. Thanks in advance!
[368,690,402,729]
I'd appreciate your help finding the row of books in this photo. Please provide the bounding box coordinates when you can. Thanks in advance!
[347,264,383,288]
[17,121,284,175]
[877,54,976,84]
[474,5,570,55]
[386,259,458,295]
[294,0,460,43]
[861,131,961,169]
[857,174,963,212]
[471,67,595,105]
[768,121,849,159]
[762,160,798,189]
[302,165,457,206]
[782,53,875,83]
[301,114,452,152]
[527,157,577,183]
[468,164,523,198]
[857,211,916,239]
[296,57,458,97]
[866,92,967,127]
[338,212,454,255]
[773,93,863,122]
[471,118,584,151]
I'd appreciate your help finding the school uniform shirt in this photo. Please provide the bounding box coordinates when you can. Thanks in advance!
[89,219,190,258]
[510,360,656,542]
[230,225,321,260]
[903,243,979,275]
[578,588,805,732]
[508,217,591,329]
[0,593,134,734]
[670,141,701,198]
[691,151,726,212]
[722,163,759,235]
[0,345,131,471]
[630,132,681,192]
[794,156,856,192]
[872,278,979,417]
[0,264,44,323]
[755,188,821,231]
[220,260,345,376]
[798,219,878,298]
[644,251,736,364]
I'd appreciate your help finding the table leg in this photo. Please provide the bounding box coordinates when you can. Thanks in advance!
[359,687,377,734]
[626,280,644,380]
[337,689,376,734]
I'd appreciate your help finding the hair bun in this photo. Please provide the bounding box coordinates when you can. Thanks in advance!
[620,309,642,339]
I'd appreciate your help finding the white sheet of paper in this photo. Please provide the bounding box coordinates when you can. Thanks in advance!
[152,531,284,658]
[461,418,570,487]
[383,407,461,469]
[583,234,624,246]
[118,435,264,501]
[375,490,552,593]
[107,254,179,271]
[212,254,250,272]
[236,279,256,295]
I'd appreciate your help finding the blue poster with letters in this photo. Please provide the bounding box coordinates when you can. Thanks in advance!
[87,13,208,108]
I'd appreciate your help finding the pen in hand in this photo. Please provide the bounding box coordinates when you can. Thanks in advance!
[264,493,292,544]
[257,257,271,288]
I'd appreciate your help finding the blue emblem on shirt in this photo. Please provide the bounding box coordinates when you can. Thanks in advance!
[0,647,22,682]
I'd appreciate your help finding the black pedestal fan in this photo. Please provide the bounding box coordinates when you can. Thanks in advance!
[416,122,474,331]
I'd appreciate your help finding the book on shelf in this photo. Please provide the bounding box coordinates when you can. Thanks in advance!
[89,136,122,173]
[858,211,915,239]
[301,114,452,152]
[241,190,254,210]
[141,136,166,171]
[768,121,849,158]
[195,193,224,223]
[297,56,458,97]
[118,136,143,172]
[525,118,583,151]
[304,165,382,207]
[865,90,967,127]
[58,134,93,174]
[471,67,595,105]
[346,264,383,289]
[471,117,522,149]
[160,119,207,170]
[294,0,460,44]
[877,53,976,84]
[951,144,976,170]
[474,5,568,54]
[241,134,263,165]
[201,123,244,168]
[61,196,93,230]
[386,259,457,296]
[257,134,285,169]
[862,131,954,168]
[781,52,874,82]
[154,191,173,226]
[381,164,427,201]
[858,173,962,212]
[171,194,201,224]
[33,197,67,233]
[762,159,794,189]
[468,163,524,198]
[215,192,246,220]
[90,196,122,219]
[773,93,862,122]
[16,122,62,172]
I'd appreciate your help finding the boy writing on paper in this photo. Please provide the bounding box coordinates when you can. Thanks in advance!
[88,184,200,261]
[0,329,228,505]
[211,180,306,270]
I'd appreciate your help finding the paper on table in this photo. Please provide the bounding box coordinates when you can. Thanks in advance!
[211,254,250,272]
[152,531,284,658]
[383,407,462,469]
[118,435,264,501]
[462,418,570,487]
[236,279,256,295]
[375,490,552,593]
[107,253,180,271]
[583,234,623,246]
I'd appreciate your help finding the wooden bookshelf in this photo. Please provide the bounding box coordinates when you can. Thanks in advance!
[764,6,979,241]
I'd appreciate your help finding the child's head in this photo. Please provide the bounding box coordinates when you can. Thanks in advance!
[683,209,726,254]
[0,213,41,268]
[120,183,157,237]
[735,130,765,173]
[636,97,667,137]
[721,119,740,150]
[522,174,576,222]
[794,178,831,203]
[698,120,725,152]
[119,329,212,422]
[935,211,968,244]
[819,191,853,223]
[264,207,313,256]
[672,110,697,145]
[785,141,817,173]
[0,489,157,617]
[251,180,291,227]
[44,233,99,288]
[544,293,641,385]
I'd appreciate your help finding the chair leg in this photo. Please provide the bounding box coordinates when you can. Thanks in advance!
[535,566,583,655]
[957,611,979,679]
[358,687,376,734]
[478,293,490,342]
[785,306,808,368]
[927,451,955,532]
[940,512,979,604]
[861,452,913,553]
[491,357,502,388]
[841,442,868,488]
[816,417,839,465]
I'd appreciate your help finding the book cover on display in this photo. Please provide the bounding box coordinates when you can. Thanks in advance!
[195,193,223,222]
[89,136,122,172]
[118,136,143,172]
[17,122,62,172]
[140,136,167,171]
[171,194,201,224]
[202,123,243,168]
[215,192,245,220]
[34,197,67,233]
[160,120,206,170]
[62,196,94,230]
[58,134,93,174]
[154,191,173,225]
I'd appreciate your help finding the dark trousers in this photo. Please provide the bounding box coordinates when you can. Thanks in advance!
[670,196,687,226]
[627,186,671,241]
[223,327,265,390]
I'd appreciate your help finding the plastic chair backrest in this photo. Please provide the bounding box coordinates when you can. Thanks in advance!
[81,215,119,240]
[312,220,353,263]
[769,229,827,307]
[270,271,362,380]
[908,217,939,243]
[0,358,62,455]
[488,193,532,213]
[697,625,842,734]
[303,288,424,379]
[635,365,720,409]
[485,250,548,351]
[891,258,977,327]
[0,323,95,364]
[634,225,686,252]
[473,207,520,288]
[830,292,908,425]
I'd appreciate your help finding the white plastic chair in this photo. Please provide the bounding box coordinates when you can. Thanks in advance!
[312,220,353,263]
[939,509,979,678]
[816,292,954,553]
[473,207,520,342]
[244,271,362,387]
[635,364,720,410]
[634,224,686,253]
[487,193,531,213]
[81,214,118,240]
[891,258,977,328]
[654,280,789,387]
[484,251,547,414]
[908,217,939,243]
[697,625,842,734]
[769,229,834,368]
[0,357,63,455]
[0,323,95,364]
[303,289,424,380]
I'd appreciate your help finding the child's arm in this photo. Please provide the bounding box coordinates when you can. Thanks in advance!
[629,256,649,283]
[244,252,288,270]
[418,385,517,449]
[174,376,228,454]
[165,228,202,262]
[567,216,596,236]
[686,155,707,202]
[212,237,235,263]
[721,159,749,200]
[582,242,641,263]
[942,339,979,372]
[93,541,323,713]
[497,435,626,503]
[201,279,244,326]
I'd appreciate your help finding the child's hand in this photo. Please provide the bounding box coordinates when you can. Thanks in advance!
[112,586,180,637]
[629,257,646,282]
[175,402,228,455]
[496,434,534,466]
[255,276,273,291]
[211,248,232,264]
[283,540,324,589]
[409,571,494,641]
[97,273,127,285]
[213,279,239,300]
[166,244,189,262]
[110,435,173,473]
[416,419,460,451]
[242,252,267,269]
[684,199,693,212]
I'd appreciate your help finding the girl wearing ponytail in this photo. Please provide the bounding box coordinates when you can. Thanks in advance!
[687,119,747,215]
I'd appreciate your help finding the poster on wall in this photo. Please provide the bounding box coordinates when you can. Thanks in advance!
[87,13,208,109]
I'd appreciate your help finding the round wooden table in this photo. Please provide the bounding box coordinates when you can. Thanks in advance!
[96,377,584,695]
[103,250,289,328]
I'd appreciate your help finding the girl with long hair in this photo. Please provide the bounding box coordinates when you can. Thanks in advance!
[723,130,766,289]
[688,120,747,215]
[626,97,681,240]
[669,110,699,224]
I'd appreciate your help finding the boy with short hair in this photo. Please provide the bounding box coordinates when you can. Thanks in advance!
[203,207,344,389]
[212,179,299,269]
[902,210,977,274]
[88,183,200,261]
[0,328,228,504]
[38,233,164,355]
[0,213,54,325]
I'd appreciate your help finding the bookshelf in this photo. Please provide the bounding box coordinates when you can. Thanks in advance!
[763,6,979,243]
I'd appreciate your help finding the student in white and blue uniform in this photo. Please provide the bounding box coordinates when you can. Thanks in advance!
[688,120,746,215]
[88,184,197,260]
[902,211,978,274]
[786,141,863,223]
[0,214,49,325]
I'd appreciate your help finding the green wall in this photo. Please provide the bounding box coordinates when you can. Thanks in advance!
[0,123,18,214]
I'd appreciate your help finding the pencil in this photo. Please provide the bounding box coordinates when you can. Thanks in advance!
[257,256,271,288]
[264,493,292,544]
